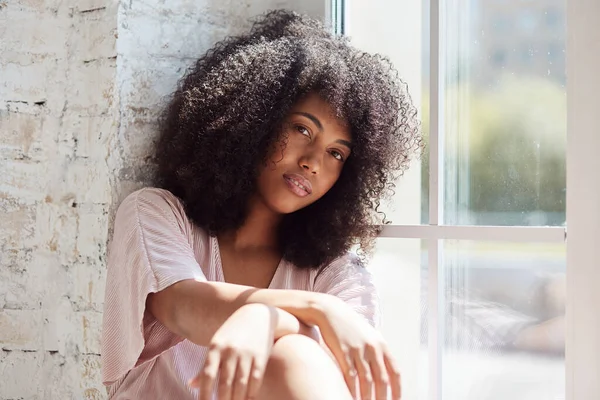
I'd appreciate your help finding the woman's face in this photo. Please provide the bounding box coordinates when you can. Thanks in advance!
[256,93,352,215]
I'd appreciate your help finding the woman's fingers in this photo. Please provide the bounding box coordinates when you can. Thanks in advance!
[384,352,402,400]
[368,348,390,400]
[352,347,373,400]
[245,360,265,400]
[193,351,263,400]
[343,351,358,399]
[353,343,400,400]
[196,349,220,400]
[231,356,252,400]
[217,349,238,400]
[327,342,357,398]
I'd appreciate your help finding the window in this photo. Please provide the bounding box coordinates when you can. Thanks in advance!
[545,8,562,28]
[491,48,507,67]
[518,10,538,34]
[491,15,509,34]
[332,0,600,399]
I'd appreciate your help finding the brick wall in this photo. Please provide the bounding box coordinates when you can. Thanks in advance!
[0,0,322,398]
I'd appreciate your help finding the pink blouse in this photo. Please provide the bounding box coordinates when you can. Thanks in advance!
[101,187,379,399]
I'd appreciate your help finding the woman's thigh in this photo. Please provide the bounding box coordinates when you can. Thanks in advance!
[258,334,353,400]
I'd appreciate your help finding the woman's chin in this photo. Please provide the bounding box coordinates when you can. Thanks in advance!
[268,198,309,215]
[260,189,317,215]
[273,204,303,215]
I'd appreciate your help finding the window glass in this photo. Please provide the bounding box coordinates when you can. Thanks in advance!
[371,238,428,400]
[346,0,426,226]
[441,0,567,226]
[438,240,565,400]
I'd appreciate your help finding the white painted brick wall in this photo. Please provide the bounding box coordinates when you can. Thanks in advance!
[1,0,323,398]
[1,0,119,397]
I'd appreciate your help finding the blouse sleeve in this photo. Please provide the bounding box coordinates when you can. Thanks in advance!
[313,254,381,328]
[101,188,206,385]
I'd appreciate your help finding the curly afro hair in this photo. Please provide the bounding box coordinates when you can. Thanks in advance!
[155,10,421,269]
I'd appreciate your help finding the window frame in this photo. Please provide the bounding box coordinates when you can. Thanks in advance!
[328,0,600,399]
[565,1,600,398]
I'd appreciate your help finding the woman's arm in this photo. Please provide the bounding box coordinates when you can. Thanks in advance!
[147,279,330,347]
[147,261,400,399]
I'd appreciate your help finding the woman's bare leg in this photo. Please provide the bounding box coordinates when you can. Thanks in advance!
[258,334,353,400]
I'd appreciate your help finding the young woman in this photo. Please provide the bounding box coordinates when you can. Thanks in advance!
[101,10,420,400]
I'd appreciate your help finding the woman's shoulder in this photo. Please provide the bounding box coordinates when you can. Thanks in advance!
[120,187,182,208]
[116,187,206,237]
[316,252,372,282]
[118,187,185,218]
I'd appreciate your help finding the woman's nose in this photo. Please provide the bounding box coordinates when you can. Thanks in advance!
[300,151,321,174]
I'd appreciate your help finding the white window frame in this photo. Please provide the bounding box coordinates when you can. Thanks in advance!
[565,1,600,398]
[326,0,600,399]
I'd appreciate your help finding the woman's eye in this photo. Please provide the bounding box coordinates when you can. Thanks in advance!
[296,125,310,137]
[331,150,344,161]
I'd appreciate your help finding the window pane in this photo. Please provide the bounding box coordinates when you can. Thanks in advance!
[439,240,565,399]
[346,0,426,226]
[441,0,567,226]
[371,238,428,400]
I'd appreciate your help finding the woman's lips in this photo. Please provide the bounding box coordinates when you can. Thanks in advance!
[283,174,312,197]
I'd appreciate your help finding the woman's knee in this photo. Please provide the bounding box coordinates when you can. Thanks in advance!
[269,334,326,367]
[259,334,352,400]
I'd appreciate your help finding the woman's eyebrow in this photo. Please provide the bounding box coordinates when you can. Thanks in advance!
[292,112,323,131]
[292,111,353,148]
[335,139,353,149]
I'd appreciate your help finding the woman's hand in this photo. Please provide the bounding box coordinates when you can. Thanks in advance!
[316,298,402,400]
[189,303,300,400]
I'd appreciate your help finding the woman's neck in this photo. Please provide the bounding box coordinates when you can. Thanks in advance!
[219,196,282,252]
